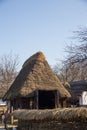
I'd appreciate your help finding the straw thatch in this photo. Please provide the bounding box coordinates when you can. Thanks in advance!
[14,107,87,122]
[3,51,71,100]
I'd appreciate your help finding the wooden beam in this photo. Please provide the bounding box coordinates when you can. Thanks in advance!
[55,90,59,108]
[35,90,39,109]
[63,98,67,108]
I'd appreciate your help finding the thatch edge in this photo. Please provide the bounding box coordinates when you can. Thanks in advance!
[14,107,87,122]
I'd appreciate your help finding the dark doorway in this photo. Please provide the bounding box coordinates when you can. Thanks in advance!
[38,90,55,109]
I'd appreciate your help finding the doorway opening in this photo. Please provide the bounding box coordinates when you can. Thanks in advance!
[38,90,55,109]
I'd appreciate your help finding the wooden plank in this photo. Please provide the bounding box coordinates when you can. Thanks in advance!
[11,106,14,124]
[0,124,17,128]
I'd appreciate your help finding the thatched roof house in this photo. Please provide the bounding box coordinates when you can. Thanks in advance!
[3,52,71,109]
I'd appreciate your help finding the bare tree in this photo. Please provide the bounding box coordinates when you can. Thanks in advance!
[54,27,87,83]
[53,61,81,83]
[0,53,19,95]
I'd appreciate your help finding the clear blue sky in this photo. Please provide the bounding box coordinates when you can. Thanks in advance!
[0,0,87,70]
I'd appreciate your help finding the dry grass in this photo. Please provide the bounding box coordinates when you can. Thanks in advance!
[14,107,87,122]
[0,106,7,112]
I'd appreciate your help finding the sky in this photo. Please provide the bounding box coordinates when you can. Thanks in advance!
[0,0,87,70]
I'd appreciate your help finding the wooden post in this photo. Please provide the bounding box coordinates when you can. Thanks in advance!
[63,98,67,108]
[55,90,59,108]
[36,90,39,109]
[11,106,13,124]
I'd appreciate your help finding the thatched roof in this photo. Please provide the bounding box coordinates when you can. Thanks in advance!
[14,107,87,122]
[3,52,71,100]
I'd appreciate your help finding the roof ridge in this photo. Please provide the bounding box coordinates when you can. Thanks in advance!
[22,51,46,68]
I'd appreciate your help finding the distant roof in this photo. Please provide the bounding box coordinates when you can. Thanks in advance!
[69,80,87,97]
[3,51,71,100]
[70,80,87,87]
[0,99,6,106]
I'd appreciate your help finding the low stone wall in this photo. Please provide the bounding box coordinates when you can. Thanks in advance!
[17,120,87,130]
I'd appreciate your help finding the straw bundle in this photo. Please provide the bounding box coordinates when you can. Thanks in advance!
[14,107,87,122]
